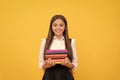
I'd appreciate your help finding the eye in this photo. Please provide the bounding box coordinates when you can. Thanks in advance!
[60,24,63,26]
[53,24,57,27]
[60,24,64,27]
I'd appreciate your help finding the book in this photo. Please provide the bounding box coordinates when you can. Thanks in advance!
[45,54,67,59]
[46,59,65,64]
[45,49,68,64]
[45,50,68,54]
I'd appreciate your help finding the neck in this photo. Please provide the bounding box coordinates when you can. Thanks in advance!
[55,35,63,40]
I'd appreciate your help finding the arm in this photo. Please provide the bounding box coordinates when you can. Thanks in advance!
[71,39,78,69]
[38,39,46,69]
[61,39,78,69]
[38,39,55,70]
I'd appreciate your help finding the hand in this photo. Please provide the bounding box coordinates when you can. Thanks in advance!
[61,58,74,69]
[61,57,71,66]
[43,58,55,69]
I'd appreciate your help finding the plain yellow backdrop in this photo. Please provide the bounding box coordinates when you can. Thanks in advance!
[0,0,120,80]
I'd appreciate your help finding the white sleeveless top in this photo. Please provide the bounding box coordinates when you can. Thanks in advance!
[38,36,78,69]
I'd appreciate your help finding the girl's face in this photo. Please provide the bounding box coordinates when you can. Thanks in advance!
[52,19,65,38]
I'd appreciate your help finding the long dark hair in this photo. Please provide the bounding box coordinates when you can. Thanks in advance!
[44,15,73,62]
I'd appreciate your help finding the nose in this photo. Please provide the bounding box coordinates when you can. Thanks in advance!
[56,25,60,28]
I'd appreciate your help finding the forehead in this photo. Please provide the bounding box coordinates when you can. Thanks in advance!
[53,19,64,24]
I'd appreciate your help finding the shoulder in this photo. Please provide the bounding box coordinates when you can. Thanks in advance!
[69,38,76,46]
[70,38,76,43]
[41,38,46,41]
[40,38,46,44]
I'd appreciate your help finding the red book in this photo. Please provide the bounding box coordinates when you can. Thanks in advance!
[46,59,65,64]
[45,54,67,59]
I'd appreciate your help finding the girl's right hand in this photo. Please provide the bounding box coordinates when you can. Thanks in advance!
[42,58,55,69]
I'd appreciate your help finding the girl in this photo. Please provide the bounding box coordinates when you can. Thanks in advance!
[38,15,78,80]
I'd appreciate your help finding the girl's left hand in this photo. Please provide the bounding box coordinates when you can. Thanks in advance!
[61,57,71,66]
[61,57,74,69]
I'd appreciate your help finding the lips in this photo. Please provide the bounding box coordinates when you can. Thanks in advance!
[55,30,62,33]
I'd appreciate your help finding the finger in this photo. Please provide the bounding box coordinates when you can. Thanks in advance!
[46,60,49,65]
[65,57,68,60]
[62,60,66,65]
[51,62,55,66]
[44,61,47,65]
[48,58,51,60]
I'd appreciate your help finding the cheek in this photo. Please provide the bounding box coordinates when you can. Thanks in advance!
[62,26,65,31]
[52,26,55,31]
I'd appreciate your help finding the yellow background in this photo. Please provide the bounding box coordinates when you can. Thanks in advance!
[0,0,120,80]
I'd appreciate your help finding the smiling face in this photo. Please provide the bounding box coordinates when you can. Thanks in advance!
[52,19,65,38]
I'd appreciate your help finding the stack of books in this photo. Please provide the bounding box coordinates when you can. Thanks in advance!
[45,50,68,64]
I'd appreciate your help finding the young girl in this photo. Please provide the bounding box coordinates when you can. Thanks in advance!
[38,15,78,80]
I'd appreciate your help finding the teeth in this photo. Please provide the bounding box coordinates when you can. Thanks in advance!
[56,30,61,33]
[57,31,61,33]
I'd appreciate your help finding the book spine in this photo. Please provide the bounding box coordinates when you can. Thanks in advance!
[45,54,67,59]
[46,50,68,53]
[46,59,64,64]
